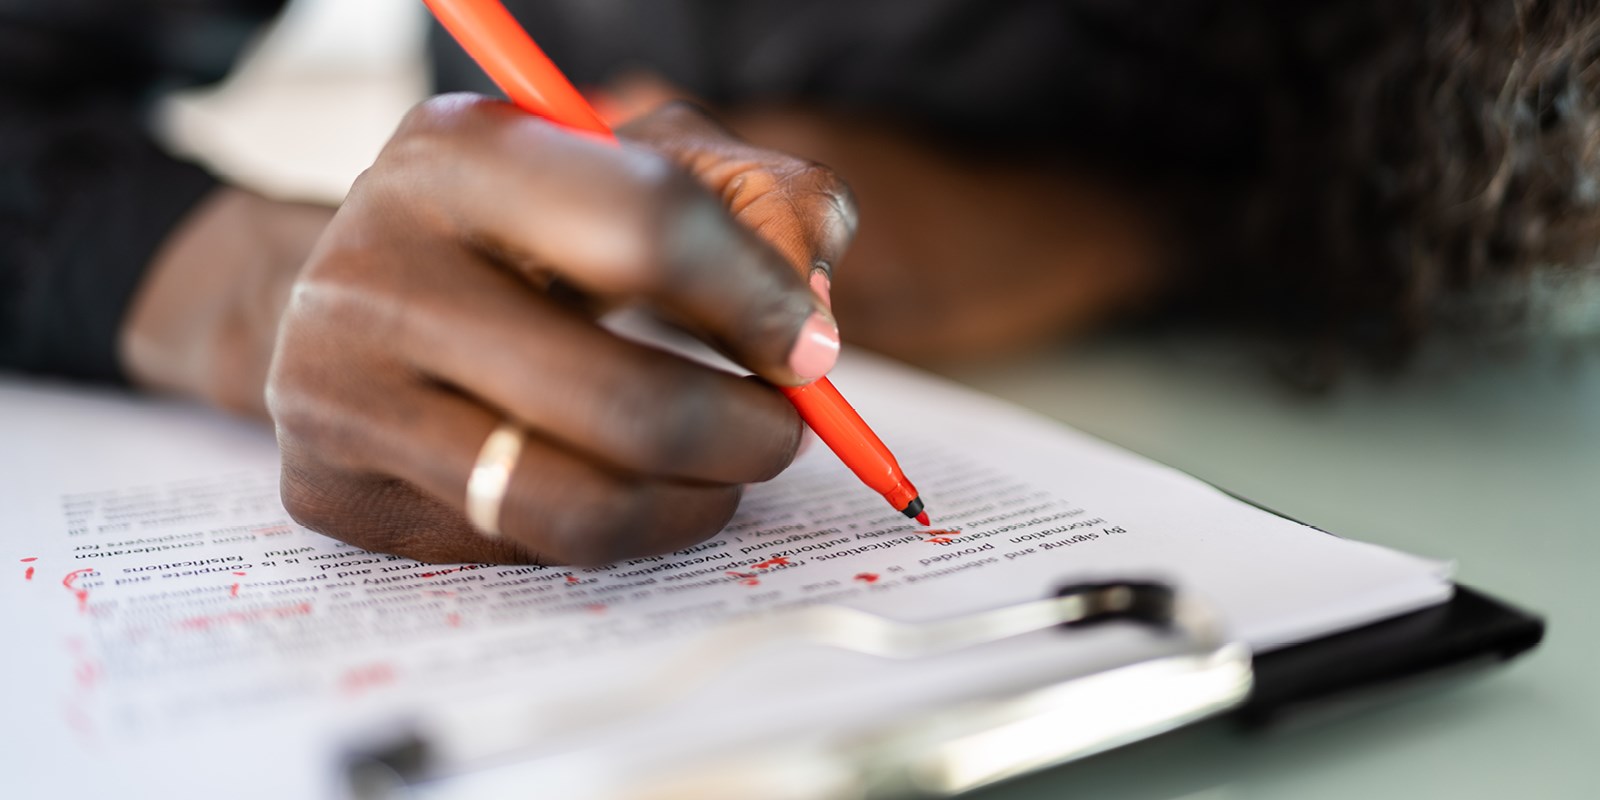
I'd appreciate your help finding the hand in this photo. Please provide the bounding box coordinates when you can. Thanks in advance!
[130,97,856,565]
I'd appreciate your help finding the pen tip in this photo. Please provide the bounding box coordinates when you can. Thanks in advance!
[915,511,931,526]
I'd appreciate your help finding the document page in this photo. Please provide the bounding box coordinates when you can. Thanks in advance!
[0,352,1451,798]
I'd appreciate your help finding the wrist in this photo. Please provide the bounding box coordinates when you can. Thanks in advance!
[119,187,334,417]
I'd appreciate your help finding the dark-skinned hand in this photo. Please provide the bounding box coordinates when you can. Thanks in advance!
[123,97,856,566]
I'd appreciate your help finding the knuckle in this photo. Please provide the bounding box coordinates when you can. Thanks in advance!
[624,162,713,289]
[380,94,507,192]
[267,377,378,474]
[394,92,495,140]
[789,163,860,237]
[636,153,701,205]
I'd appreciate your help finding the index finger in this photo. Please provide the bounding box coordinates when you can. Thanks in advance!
[618,102,859,282]
[378,94,840,385]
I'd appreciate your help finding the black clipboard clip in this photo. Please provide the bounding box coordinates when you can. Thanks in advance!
[345,580,1252,799]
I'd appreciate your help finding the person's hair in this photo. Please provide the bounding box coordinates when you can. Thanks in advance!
[1045,0,1600,378]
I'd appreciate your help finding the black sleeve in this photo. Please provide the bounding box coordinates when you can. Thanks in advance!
[0,0,285,384]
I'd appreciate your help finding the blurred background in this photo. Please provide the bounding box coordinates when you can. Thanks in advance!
[157,1,1598,798]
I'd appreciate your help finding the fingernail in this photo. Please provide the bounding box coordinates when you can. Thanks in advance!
[788,312,840,381]
[809,267,832,310]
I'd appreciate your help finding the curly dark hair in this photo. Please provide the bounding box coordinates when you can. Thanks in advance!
[1028,1,1600,374]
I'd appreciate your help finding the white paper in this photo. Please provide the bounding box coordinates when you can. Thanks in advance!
[0,352,1451,798]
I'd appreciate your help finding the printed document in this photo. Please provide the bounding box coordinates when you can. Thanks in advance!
[0,352,1451,798]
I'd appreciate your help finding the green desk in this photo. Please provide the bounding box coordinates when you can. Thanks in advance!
[945,339,1598,800]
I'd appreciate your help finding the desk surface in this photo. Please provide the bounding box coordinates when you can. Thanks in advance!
[945,338,1598,800]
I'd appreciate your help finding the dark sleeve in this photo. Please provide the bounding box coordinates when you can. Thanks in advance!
[435,0,1257,169]
[0,0,285,384]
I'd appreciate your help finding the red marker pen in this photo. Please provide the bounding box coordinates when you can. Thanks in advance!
[423,0,931,525]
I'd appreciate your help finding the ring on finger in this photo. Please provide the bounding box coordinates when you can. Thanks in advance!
[466,421,525,538]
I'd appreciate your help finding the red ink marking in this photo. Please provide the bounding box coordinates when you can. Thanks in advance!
[176,601,312,632]
[584,603,607,613]
[229,583,240,597]
[925,536,954,544]
[726,571,761,586]
[21,556,37,580]
[445,612,462,628]
[21,557,37,561]
[62,569,94,612]
[753,556,791,570]
[338,663,395,696]
[74,661,100,689]
[854,572,880,583]
[250,524,294,537]
[565,575,581,584]
[420,564,485,579]
[232,571,247,576]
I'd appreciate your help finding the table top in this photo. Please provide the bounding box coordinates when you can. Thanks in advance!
[944,336,1598,800]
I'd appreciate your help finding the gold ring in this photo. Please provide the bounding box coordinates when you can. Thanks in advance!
[466,421,524,538]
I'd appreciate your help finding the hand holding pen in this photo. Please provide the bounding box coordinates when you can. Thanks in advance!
[265,1,926,566]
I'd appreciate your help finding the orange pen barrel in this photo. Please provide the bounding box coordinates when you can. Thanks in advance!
[423,0,614,140]
[782,378,925,520]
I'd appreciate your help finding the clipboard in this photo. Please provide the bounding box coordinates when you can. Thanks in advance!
[341,579,1541,799]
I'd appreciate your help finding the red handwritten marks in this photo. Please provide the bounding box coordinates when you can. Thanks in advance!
[176,601,312,632]
[229,570,247,597]
[21,556,37,581]
[424,588,463,628]
[419,564,486,579]
[727,556,798,586]
[339,663,395,696]
[726,571,761,586]
[920,529,961,545]
[854,572,880,584]
[251,524,294,537]
[73,660,101,690]
[565,575,581,584]
[61,569,94,612]
[584,603,607,614]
